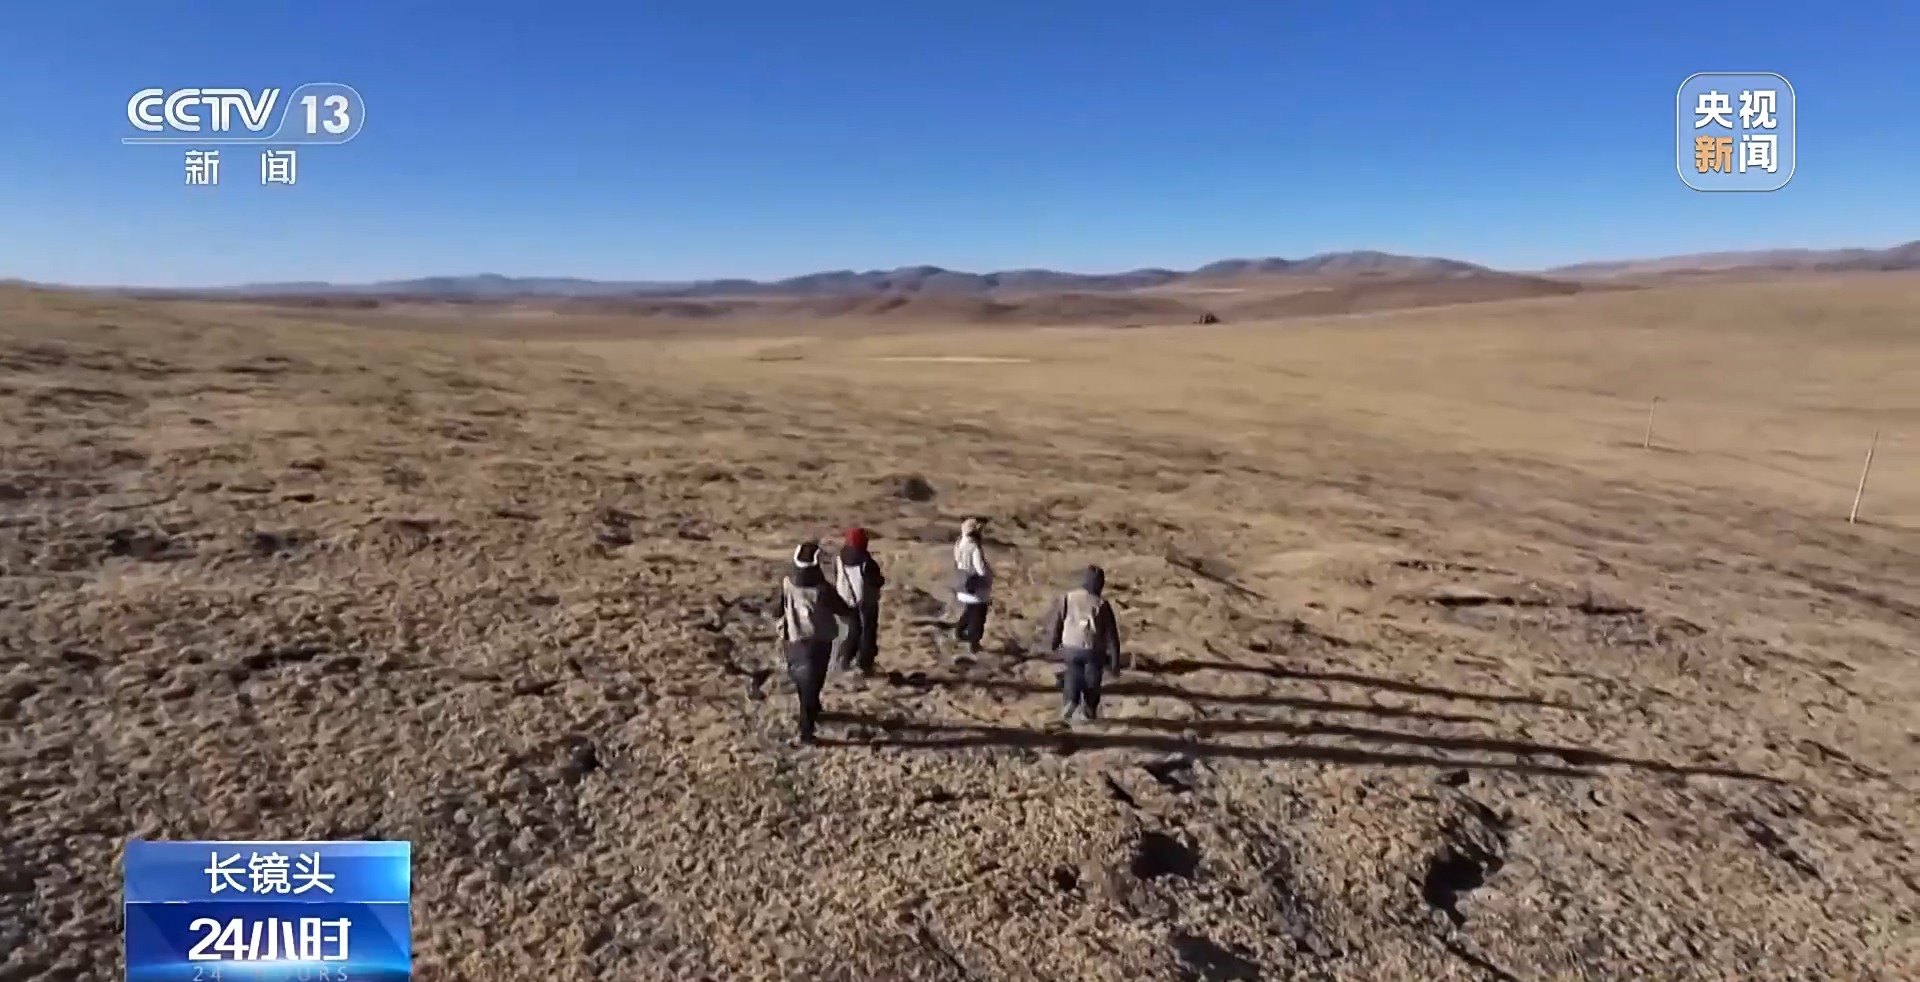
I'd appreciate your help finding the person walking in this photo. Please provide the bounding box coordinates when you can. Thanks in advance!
[777,541,853,744]
[832,526,887,675]
[950,517,993,655]
[1035,565,1125,723]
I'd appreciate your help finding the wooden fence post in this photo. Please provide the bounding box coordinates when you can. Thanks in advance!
[1849,429,1879,524]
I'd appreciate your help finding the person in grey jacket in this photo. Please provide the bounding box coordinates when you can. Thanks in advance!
[1035,565,1125,722]
[777,541,854,744]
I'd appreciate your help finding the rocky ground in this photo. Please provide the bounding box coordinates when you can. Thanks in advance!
[1,287,1915,981]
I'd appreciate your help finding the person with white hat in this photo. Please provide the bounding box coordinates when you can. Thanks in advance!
[950,517,994,655]
[777,540,854,744]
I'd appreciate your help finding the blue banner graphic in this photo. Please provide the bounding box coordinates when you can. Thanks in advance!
[124,841,411,982]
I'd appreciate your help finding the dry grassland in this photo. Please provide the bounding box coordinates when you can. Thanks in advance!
[1,276,1915,982]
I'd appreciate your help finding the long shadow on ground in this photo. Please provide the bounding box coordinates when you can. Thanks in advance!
[857,673,1783,784]
[833,716,1782,784]
[886,670,1510,725]
[1150,657,1583,712]
[825,716,1599,779]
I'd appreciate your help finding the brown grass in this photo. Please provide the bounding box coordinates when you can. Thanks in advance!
[1,275,1916,981]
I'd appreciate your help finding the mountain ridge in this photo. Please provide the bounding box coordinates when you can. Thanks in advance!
[156,250,1502,300]
[1545,240,1920,278]
[35,240,1920,301]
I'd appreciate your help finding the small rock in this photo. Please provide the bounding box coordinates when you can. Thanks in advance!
[561,736,601,778]
[105,529,176,561]
[249,531,301,555]
[893,474,936,502]
[1049,865,1080,893]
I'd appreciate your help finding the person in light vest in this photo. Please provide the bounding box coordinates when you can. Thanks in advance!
[950,517,993,655]
[777,541,854,744]
[1036,565,1125,723]
[832,526,887,676]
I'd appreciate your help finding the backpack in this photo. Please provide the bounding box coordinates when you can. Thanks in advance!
[950,568,983,597]
[951,539,987,597]
[784,580,837,643]
[1061,589,1102,650]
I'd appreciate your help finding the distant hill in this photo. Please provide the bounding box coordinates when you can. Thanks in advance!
[148,268,1619,329]
[37,241,1920,302]
[146,250,1506,301]
[229,273,699,299]
[1189,251,1491,281]
[64,248,1641,326]
[1547,240,1920,279]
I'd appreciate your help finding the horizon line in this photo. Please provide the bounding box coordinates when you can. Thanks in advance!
[13,237,1916,293]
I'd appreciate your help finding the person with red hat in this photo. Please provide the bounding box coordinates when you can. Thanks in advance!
[832,526,887,675]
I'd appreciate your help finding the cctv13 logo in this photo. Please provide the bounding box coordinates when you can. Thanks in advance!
[124,83,365,145]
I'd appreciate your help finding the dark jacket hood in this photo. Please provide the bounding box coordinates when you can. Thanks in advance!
[839,543,871,567]
[1079,565,1106,595]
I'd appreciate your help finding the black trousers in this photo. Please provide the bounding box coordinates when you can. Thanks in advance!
[834,602,882,673]
[954,602,990,649]
[1061,650,1106,718]
[785,640,831,739]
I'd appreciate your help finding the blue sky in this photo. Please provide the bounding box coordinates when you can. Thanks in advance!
[0,1,1914,287]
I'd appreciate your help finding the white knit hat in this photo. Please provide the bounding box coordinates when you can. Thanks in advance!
[960,517,981,536]
[792,542,820,567]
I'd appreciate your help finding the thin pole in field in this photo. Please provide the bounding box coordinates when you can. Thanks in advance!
[1849,429,1880,524]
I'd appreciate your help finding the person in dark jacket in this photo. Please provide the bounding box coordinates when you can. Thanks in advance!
[777,541,853,744]
[832,527,886,675]
[1035,565,1126,723]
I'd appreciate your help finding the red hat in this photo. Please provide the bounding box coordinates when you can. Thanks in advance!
[844,527,868,549]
